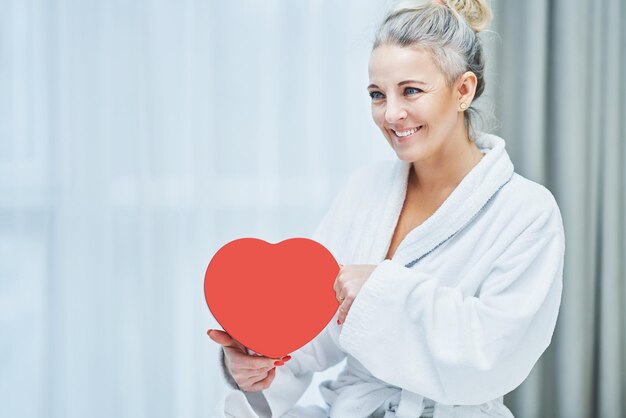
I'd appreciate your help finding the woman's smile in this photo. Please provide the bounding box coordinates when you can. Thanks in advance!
[392,125,424,143]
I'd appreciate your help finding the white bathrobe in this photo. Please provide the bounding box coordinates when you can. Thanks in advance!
[215,133,565,418]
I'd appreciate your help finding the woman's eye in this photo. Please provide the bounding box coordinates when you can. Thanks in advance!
[369,91,384,100]
[404,87,422,95]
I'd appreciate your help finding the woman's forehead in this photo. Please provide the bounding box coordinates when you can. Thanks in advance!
[368,45,441,84]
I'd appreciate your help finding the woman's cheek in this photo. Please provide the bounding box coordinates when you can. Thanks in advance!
[371,106,383,126]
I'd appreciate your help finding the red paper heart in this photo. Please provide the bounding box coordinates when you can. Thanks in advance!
[205,237,340,358]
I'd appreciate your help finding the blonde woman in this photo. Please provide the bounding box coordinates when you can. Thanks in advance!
[210,1,565,416]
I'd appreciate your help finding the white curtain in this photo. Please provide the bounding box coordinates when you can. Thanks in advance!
[1,1,392,417]
[2,1,624,418]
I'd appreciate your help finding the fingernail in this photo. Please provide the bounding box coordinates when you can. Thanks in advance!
[274,361,284,366]
[337,320,341,325]
[281,355,291,362]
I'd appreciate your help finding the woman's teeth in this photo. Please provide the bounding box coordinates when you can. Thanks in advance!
[394,126,422,137]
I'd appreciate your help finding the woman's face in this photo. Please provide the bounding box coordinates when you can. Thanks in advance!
[368,44,463,163]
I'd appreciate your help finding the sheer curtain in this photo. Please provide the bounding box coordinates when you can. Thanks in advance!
[1,1,391,417]
[2,1,624,418]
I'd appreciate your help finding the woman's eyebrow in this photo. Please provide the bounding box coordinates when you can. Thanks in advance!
[367,80,427,89]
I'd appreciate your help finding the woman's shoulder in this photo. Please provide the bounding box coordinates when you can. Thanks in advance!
[496,172,564,235]
[505,173,558,206]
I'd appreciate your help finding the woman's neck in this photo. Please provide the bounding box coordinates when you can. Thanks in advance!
[409,132,484,194]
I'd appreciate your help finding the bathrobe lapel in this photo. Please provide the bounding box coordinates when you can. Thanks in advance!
[367,133,515,268]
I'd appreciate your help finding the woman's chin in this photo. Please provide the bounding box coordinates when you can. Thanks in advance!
[394,152,415,162]
[388,134,431,162]
[393,146,426,163]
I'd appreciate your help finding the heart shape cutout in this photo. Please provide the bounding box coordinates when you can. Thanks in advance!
[205,237,340,358]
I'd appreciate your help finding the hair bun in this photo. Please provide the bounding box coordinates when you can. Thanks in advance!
[445,0,492,33]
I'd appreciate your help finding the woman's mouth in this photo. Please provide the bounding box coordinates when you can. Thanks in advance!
[392,126,423,142]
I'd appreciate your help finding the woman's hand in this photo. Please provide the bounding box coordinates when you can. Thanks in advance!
[207,329,290,392]
[334,264,377,325]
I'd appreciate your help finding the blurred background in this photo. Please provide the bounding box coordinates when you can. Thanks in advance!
[1,0,624,417]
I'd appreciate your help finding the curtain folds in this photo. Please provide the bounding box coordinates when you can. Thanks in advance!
[490,1,626,417]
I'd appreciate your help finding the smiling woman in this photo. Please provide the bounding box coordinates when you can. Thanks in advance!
[211,1,565,417]
[367,46,484,173]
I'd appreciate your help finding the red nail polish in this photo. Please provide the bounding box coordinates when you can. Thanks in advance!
[274,361,284,366]
[337,319,341,325]
[282,355,291,362]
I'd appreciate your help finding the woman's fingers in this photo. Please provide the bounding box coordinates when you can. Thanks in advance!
[208,329,289,392]
[207,329,248,352]
[223,346,281,370]
[337,297,354,325]
[234,367,270,389]
[239,368,275,386]
[333,264,344,295]
[242,367,277,392]
[337,301,346,324]
[207,329,233,345]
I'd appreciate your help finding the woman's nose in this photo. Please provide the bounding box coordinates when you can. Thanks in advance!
[384,101,407,124]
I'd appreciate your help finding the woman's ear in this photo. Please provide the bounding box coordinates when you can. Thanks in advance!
[456,71,478,109]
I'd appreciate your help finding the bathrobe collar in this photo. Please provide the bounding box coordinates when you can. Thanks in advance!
[377,133,514,268]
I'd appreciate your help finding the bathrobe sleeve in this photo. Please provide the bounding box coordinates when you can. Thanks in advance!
[338,207,565,405]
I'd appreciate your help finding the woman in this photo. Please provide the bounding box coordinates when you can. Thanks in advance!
[209,0,565,417]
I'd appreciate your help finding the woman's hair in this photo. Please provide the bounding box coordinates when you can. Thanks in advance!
[373,0,493,139]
